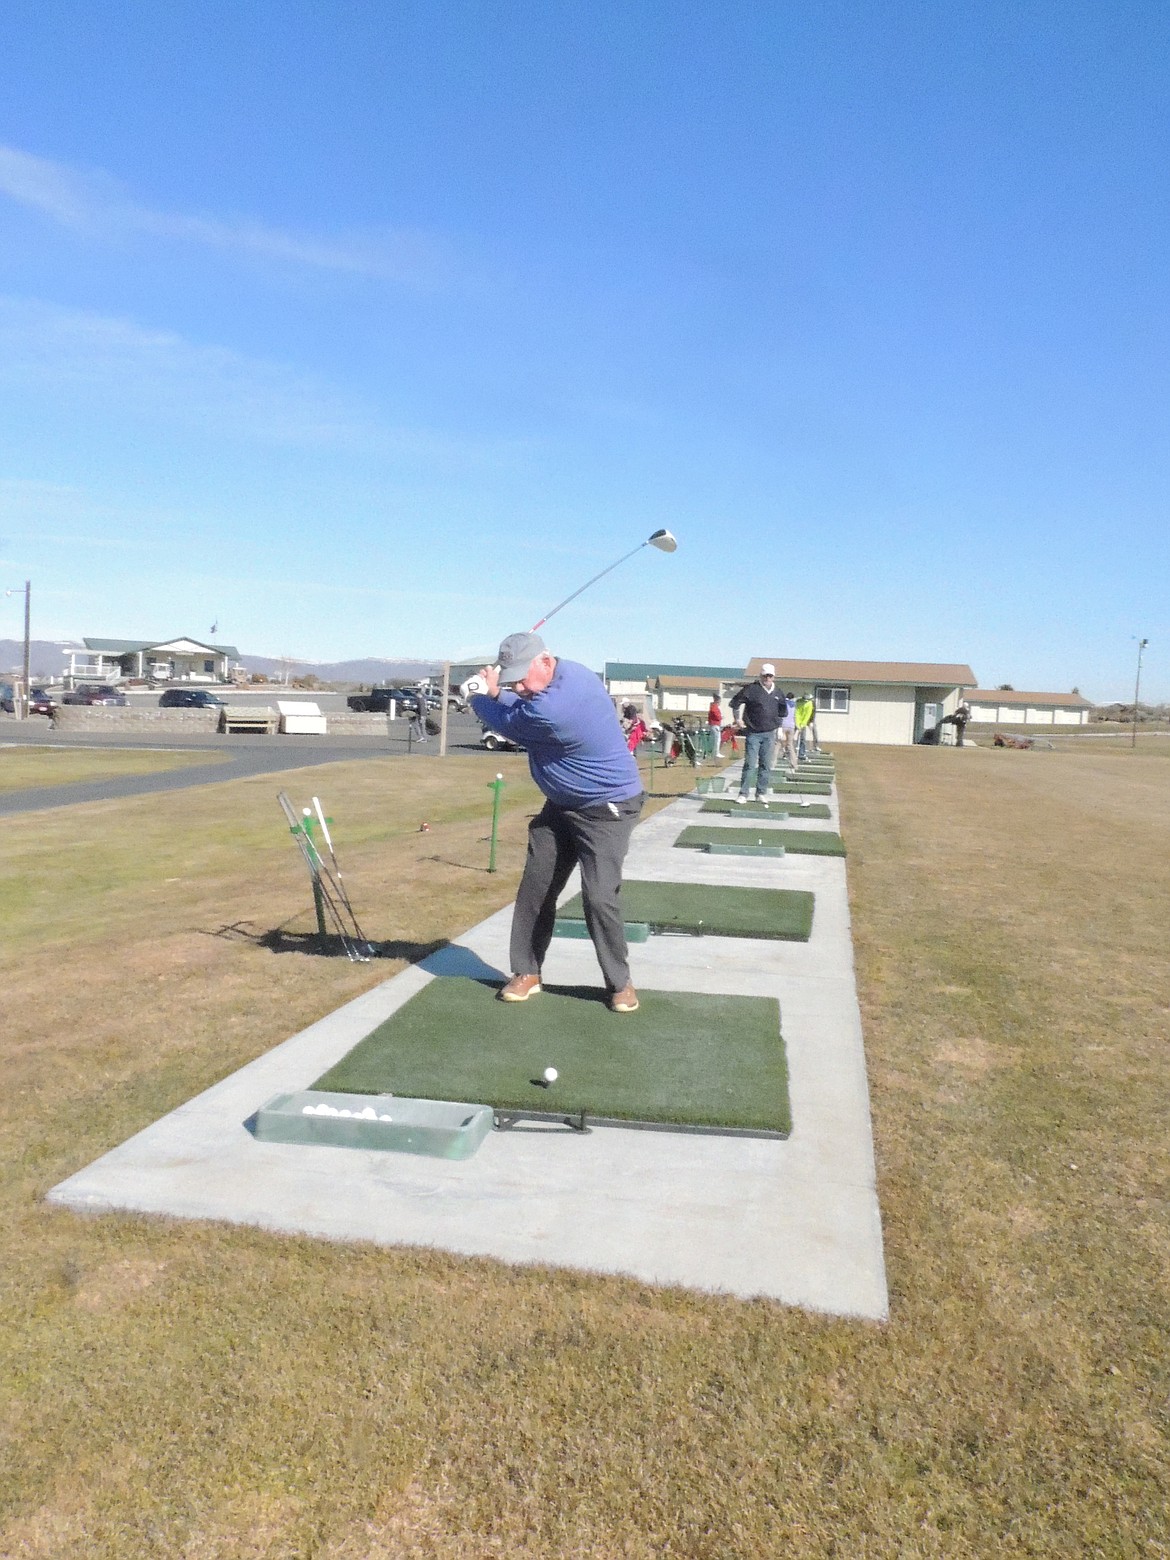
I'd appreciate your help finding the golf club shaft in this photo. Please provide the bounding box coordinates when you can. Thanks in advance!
[312,796,336,861]
[530,540,647,632]
[279,792,371,958]
[455,528,674,667]
[312,795,369,937]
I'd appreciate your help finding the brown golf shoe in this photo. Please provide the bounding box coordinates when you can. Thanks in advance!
[499,973,542,1002]
[608,984,640,1014]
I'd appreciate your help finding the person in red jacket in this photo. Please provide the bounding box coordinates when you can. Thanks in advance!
[706,696,723,759]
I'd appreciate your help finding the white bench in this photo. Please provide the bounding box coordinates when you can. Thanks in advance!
[220,705,279,734]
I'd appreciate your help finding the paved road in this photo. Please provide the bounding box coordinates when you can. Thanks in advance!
[0,714,488,815]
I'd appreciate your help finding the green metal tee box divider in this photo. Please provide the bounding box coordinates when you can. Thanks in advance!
[699,799,832,819]
[313,977,791,1135]
[553,918,651,941]
[737,780,833,796]
[705,843,785,857]
[557,880,814,940]
[253,1090,495,1158]
[675,825,847,857]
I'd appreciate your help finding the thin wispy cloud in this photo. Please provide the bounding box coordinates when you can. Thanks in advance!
[0,296,523,464]
[0,143,453,286]
[0,295,377,446]
[0,479,161,550]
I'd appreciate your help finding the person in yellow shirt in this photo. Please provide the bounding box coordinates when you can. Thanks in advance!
[794,693,817,760]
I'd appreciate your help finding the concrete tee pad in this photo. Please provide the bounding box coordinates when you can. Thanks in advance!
[47,766,888,1320]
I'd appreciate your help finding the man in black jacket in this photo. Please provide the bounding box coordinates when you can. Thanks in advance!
[729,664,788,804]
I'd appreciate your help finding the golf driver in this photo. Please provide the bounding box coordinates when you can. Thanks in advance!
[530,527,677,632]
[460,527,678,695]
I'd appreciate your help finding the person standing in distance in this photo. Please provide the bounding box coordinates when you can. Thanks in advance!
[468,632,644,1013]
[729,664,788,804]
[706,693,724,759]
[794,692,816,760]
[410,685,429,744]
[780,691,799,771]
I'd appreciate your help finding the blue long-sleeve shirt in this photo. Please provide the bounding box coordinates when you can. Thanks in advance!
[470,659,643,809]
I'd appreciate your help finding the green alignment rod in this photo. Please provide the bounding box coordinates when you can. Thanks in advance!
[487,773,505,873]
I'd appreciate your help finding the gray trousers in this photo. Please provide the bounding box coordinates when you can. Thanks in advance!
[511,794,644,991]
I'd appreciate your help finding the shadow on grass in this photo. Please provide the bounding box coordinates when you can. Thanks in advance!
[424,852,495,873]
[202,919,448,963]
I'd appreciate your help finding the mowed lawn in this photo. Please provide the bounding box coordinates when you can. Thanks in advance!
[0,744,223,794]
[1,746,1167,1556]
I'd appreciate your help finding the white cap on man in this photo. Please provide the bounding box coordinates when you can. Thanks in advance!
[760,663,775,677]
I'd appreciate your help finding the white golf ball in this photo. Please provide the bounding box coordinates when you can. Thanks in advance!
[543,1067,558,1083]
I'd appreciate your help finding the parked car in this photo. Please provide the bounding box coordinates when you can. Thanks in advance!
[0,684,54,715]
[347,686,424,713]
[158,688,224,708]
[480,727,521,752]
[61,684,128,706]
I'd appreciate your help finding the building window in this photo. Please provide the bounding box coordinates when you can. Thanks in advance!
[816,686,849,713]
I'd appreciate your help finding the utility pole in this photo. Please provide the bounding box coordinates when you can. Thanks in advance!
[1132,638,1149,750]
[438,660,451,756]
[3,580,30,718]
[21,579,30,720]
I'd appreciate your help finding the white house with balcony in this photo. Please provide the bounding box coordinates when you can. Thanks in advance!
[66,637,240,686]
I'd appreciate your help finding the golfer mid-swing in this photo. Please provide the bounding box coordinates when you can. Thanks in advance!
[469,631,644,1013]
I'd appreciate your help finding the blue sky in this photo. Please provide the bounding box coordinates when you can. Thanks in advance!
[0,0,1165,698]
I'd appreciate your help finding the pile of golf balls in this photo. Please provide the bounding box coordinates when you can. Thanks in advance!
[302,1102,394,1122]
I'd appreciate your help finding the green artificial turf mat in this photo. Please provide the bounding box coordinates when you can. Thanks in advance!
[313,977,790,1134]
[675,825,847,856]
[700,799,832,819]
[557,880,814,940]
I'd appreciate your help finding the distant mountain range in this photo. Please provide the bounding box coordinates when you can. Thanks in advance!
[0,640,458,685]
[0,639,77,680]
[235,652,448,683]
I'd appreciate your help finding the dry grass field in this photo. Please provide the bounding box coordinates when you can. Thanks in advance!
[1,744,1167,1556]
[0,745,223,794]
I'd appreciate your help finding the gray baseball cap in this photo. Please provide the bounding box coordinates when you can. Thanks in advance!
[496,630,547,683]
